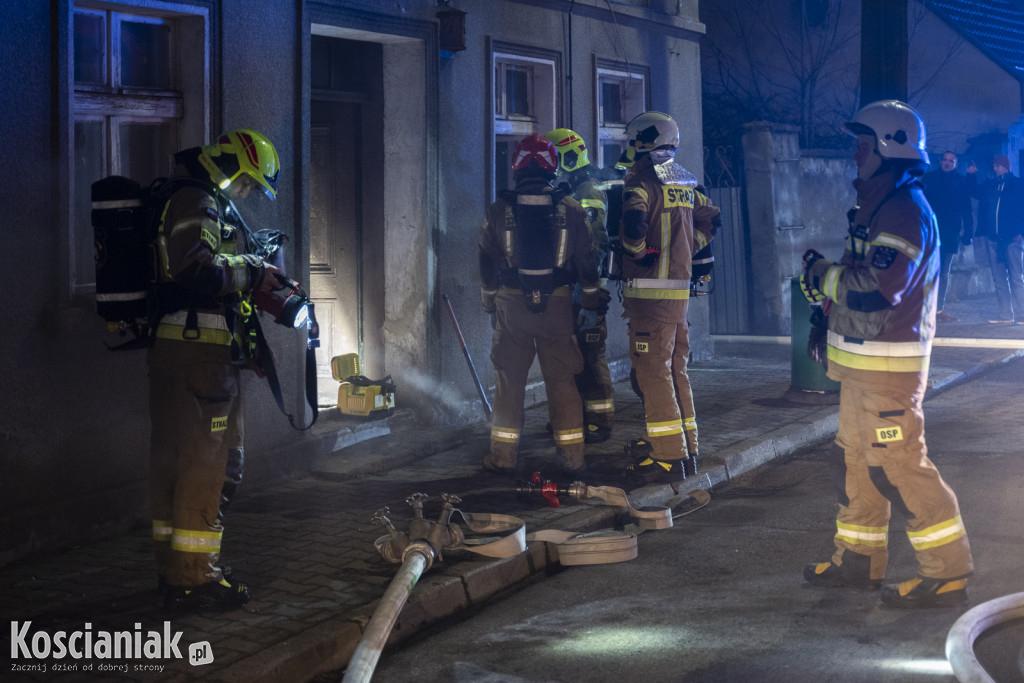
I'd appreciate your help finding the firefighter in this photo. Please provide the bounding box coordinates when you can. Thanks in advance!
[480,133,602,475]
[544,128,615,443]
[149,129,283,610]
[619,112,720,492]
[802,100,974,607]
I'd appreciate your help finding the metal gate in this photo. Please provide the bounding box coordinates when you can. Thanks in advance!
[703,144,751,335]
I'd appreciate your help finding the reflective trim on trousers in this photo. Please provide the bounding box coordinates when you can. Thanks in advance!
[553,428,585,446]
[684,416,697,432]
[491,427,521,444]
[170,528,222,554]
[835,520,888,548]
[152,520,172,542]
[907,515,967,551]
[646,418,683,438]
[585,399,615,413]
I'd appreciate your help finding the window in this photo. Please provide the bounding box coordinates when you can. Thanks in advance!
[492,49,558,195]
[70,3,207,295]
[596,65,647,170]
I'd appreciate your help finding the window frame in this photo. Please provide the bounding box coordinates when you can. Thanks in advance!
[67,1,210,298]
[489,42,560,200]
[595,62,649,170]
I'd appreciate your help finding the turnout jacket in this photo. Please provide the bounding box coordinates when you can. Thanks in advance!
[154,165,267,347]
[806,169,938,374]
[620,154,719,323]
[479,178,601,312]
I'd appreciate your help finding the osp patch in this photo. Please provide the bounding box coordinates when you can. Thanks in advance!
[875,425,903,443]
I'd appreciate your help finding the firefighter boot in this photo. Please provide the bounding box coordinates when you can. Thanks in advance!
[164,577,250,611]
[803,551,881,590]
[624,438,686,494]
[880,577,968,608]
[683,452,699,478]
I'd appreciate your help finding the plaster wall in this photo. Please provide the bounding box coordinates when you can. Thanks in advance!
[0,0,707,565]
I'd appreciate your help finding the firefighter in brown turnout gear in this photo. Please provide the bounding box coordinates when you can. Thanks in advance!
[149,129,283,610]
[802,101,974,608]
[619,112,720,493]
[480,133,602,475]
[545,128,615,443]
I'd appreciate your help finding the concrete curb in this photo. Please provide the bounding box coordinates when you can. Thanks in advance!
[231,348,1023,682]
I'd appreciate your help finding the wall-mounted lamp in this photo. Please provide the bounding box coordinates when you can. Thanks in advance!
[437,2,466,53]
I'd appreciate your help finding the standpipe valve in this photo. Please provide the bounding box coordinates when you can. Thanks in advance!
[372,492,465,565]
[515,471,587,507]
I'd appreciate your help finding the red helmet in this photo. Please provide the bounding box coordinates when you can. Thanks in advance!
[511,134,559,171]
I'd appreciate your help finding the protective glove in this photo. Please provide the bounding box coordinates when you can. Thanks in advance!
[803,248,825,274]
[577,307,600,331]
[802,248,827,293]
[807,306,828,369]
[799,273,826,304]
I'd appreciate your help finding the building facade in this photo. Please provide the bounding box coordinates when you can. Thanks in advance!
[0,0,708,564]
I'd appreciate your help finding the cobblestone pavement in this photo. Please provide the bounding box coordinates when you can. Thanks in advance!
[2,297,1022,682]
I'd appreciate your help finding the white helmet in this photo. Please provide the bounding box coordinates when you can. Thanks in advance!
[844,100,928,164]
[626,111,680,154]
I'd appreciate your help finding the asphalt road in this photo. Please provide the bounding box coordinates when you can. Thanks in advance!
[347,356,1024,683]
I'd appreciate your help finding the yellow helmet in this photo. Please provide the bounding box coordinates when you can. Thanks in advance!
[614,144,636,171]
[544,128,590,173]
[200,129,281,199]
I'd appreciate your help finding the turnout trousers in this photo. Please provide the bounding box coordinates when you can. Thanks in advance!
[573,300,615,431]
[148,339,243,587]
[489,287,586,469]
[827,364,973,580]
[626,303,698,461]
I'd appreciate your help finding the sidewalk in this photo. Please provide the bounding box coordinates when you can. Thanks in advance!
[2,298,1023,682]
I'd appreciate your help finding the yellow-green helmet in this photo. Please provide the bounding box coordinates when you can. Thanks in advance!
[200,129,281,199]
[614,144,636,171]
[544,128,590,173]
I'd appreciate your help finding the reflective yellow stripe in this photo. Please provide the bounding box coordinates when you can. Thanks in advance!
[827,331,930,357]
[580,198,607,211]
[647,419,683,437]
[557,227,568,267]
[585,399,615,413]
[684,416,697,432]
[623,240,646,256]
[836,521,888,547]
[491,427,520,444]
[171,529,222,554]
[553,428,584,445]
[907,515,967,550]
[875,232,921,262]
[695,232,709,250]
[624,287,690,300]
[156,324,233,346]
[827,346,929,372]
[823,264,843,300]
[659,213,671,279]
[152,520,172,541]
[630,187,649,203]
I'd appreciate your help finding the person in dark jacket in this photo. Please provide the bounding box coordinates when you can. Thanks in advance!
[922,151,973,322]
[967,155,1024,323]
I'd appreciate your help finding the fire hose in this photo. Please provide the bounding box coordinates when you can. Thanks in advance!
[945,592,1024,682]
[342,482,710,681]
